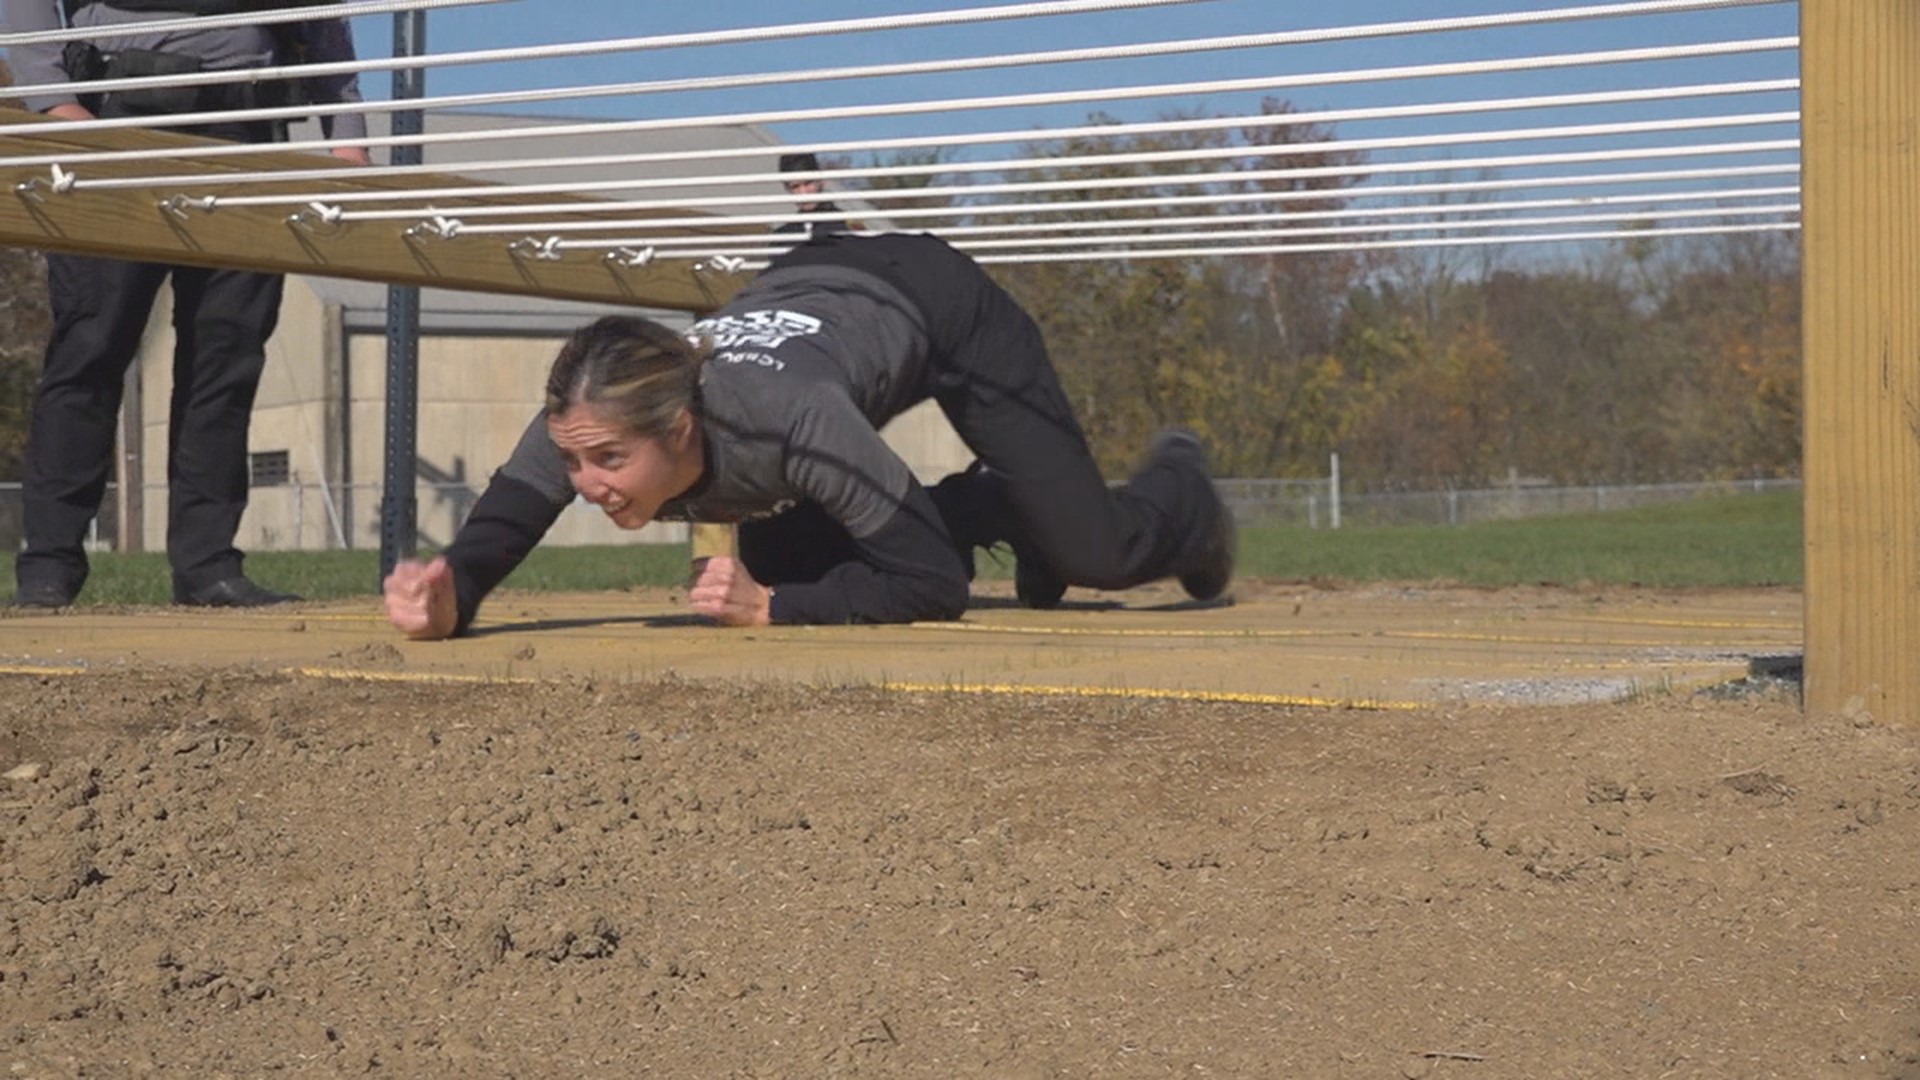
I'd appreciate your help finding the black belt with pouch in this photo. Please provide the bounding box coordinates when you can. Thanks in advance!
[60,41,304,120]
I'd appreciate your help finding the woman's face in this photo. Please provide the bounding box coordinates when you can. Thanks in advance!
[546,401,698,530]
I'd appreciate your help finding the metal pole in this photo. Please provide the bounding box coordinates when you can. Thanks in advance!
[378,10,426,584]
[1329,451,1341,530]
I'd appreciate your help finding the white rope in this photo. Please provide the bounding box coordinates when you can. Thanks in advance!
[0,0,1800,272]
[60,106,1797,211]
[0,0,1215,102]
[506,166,1802,240]
[7,35,1798,163]
[525,201,1802,258]
[322,137,1800,228]
[18,77,1798,188]
[927,203,1802,253]
[0,0,503,46]
[546,187,1805,250]
[916,187,1805,240]
[0,0,1796,148]
[619,220,1797,269]
[962,221,1801,266]
[531,219,1802,268]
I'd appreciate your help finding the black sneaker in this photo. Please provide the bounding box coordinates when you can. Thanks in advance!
[173,576,301,608]
[11,578,78,608]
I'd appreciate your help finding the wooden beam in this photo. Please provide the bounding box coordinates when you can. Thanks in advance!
[0,109,752,312]
[1800,0,1920,723]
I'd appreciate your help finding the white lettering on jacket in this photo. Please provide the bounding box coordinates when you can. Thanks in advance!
[692,309,822,351]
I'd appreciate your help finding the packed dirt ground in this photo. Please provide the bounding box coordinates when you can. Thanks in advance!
[2,585,1918,1078]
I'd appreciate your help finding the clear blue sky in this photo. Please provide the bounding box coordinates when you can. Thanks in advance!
[344,0,1800,173]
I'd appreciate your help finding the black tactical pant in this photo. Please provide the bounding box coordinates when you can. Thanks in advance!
[741,233,1216,591]
[16,119,284,596]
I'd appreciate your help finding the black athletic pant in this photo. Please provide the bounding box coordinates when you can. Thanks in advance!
[746,233,1216,591]
[16,119,283,595]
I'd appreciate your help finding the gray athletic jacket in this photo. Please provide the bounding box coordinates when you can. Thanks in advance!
[443,263,971,629]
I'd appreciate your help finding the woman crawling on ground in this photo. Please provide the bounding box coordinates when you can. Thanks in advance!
[383,232,1234,637]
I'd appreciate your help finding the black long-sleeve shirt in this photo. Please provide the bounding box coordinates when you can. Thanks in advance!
[441,258,972,632]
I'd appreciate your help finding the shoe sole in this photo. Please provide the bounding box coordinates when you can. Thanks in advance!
[1179,501,1236,602]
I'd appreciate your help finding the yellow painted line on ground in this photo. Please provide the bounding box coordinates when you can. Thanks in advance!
[0,663,88,677]
[1575,613,1801,632]
[287,666,545,685]
[915,621,1791,651]
[910,621,1326,639]
[878,679,1424,710]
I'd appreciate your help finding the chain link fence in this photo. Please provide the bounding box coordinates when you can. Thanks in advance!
[1219,476,1801,528]
[2,476,1801,553]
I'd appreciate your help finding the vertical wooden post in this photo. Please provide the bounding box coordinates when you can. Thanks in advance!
[1801,0,1920,722]
[690,523,737,560]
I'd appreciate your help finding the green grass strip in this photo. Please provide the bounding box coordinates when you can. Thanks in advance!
[2,491,1800,607]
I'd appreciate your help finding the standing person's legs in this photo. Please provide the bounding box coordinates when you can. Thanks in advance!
[164,265,284,594]
[15,254,171,601]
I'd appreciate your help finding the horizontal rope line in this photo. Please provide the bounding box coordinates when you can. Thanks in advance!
[542,187,1803,249]
[961,221,1799,266]
[518,219,1799,266]
[323,137,1800,225]
[1,0,1213,97]
[528,204,1799,263]
[7,36,1799,163]
[0,0,1796,146]
[20,77,1799,189]
[464,165,1808,236]
[59,107,1798,204]
[937,203,1803,252]
[0,0,502,46]
[551,199,1800,253]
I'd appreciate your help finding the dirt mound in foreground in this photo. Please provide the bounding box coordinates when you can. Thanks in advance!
[3,670,1918,1078]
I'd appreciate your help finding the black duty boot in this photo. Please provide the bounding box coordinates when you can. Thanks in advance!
[1146,430,1236,602]
[174,576,301,608]
[11,576,79,608]
[1179,499,1237,602]
[934,461,1069,608]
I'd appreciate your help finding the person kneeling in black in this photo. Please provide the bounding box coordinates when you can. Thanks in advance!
[383,232,1235,636]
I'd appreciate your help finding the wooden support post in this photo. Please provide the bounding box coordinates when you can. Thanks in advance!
[690,522,737,560]
[1800,0,1920,723]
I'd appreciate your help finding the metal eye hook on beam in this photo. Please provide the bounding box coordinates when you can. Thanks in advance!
[15,163,77,204]
[286,200,346,236]
[158,194,219,221]
[694,254,746,276]
[602,245,656,270]
[507,235,564,262]
[403,214,463,242]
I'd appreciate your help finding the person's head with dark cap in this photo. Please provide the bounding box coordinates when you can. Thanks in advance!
[779,152,829,209]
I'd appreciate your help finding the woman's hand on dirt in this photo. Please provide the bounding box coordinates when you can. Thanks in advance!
[687,556,772,627]
[384,556,457,640]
